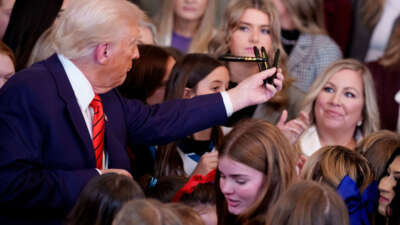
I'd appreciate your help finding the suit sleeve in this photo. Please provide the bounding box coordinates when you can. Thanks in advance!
[123,93,228,145]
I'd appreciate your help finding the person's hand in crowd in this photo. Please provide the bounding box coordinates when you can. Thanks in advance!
[101,169,133,178]
[276,110,310,144]
[227,67,283,112]
[191,151,218,176]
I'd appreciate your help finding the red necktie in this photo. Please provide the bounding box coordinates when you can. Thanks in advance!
[90,94,104,169]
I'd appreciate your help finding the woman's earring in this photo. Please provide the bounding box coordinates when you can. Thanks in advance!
[357,120,362,127]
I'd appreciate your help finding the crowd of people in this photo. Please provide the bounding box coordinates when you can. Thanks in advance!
[0,0,399,225]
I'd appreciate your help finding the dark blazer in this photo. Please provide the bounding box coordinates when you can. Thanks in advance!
[0,54,227,225]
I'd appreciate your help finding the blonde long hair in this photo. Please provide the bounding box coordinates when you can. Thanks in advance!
[154,0,216,53]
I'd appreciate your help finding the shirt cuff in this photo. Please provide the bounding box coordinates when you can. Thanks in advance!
[95,168,102,175]
[221,91,233,117]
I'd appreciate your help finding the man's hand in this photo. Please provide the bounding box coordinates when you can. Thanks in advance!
[100,169,133,178]
[276,110,310,144]
[190,151,218,176]
[227,67,284,112]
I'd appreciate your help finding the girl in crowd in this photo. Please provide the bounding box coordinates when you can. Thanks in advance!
[155,53,229,178]
[356,130,400,180]
[270,0,342,92]
[375,147,400,225]
[265,180,349,225]
[209,0,308,143]
[0,40,15,88]
[298,59,379,156]
[216,119,296,225]
[118,44,176,186]
[154,0,215,53]
[65,173,145,225]
[301,146,376,225]
[2,0,69,71]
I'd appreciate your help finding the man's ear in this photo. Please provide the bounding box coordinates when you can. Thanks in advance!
[95,43,110,64]
[183,87,194,99]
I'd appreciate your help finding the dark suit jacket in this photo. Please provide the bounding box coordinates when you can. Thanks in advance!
[0,54,227,225]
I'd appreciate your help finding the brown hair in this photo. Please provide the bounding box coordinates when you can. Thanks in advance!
[379,22,400,68]
[165,203,205,225]
[112,199,183,225]
[360,0,384,29]
[301,145,374,193]
[355,130,400,179]
[118,44,174,103]
[209,0,292,108]
[0,41,16,67]
[265,180,349,225]
[216,119,296,225]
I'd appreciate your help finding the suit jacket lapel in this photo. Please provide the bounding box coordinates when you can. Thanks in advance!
[44,54,96,165]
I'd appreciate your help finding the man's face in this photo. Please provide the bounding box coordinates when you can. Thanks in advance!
[97,24,140,92]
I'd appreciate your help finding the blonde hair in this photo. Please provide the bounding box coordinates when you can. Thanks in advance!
[113,199,183,225]
[379,22,400,67]
[27,27,54,66]
[301,59,380,137]
[355,130,400,179]
[217,119,296,225]
[154,0,216,53]
[301,145,374,193]
[265,180,349,225]
[279,0,326,35]
[209,0,292,107]
[50,0,145,59]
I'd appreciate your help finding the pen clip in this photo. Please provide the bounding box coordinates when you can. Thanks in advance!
[261,46,270,69]
[253,46,265,72]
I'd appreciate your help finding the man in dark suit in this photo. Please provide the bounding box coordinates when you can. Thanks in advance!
[0,0,283,224]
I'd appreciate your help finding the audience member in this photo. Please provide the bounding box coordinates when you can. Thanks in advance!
[216,119,296,225]
[356,130,400,180]
[165,203,205,225]
[181,183,217,225]
[270,0,342,92]
[146,176,188,202]
[2,0,66,71]
[65,173,144,225]
[375,147,400,225]
[209,0,308,143]
[298,59,380,156]
[265,180,349,225]
[367,22,400,131]
[112,199,183,225]
[138,15,157,45]
[348,0,400,62]
[155,54,229,177]
[154,0,215,53]
[0,0,14,39]
[0,0,284,224]
[0,40,15,87]
[301,146,376,225]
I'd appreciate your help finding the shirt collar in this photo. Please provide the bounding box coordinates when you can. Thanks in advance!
[57,54,95,110]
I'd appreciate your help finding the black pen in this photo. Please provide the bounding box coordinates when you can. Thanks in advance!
[218,55,270,62]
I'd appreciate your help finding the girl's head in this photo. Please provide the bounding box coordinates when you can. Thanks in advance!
[66,173,144,225]
[302,59,379,137]
[0,40,15,88]
[164,53,229,101]
[356,130,400,179]
[265,180,349,225]
[181,183,217,225]
[118,44,176,105]
[210,0,282,60]
[301,145,374,193]
[216,119,296,223]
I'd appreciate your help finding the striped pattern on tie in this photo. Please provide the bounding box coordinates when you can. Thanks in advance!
[90,94,105,169]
